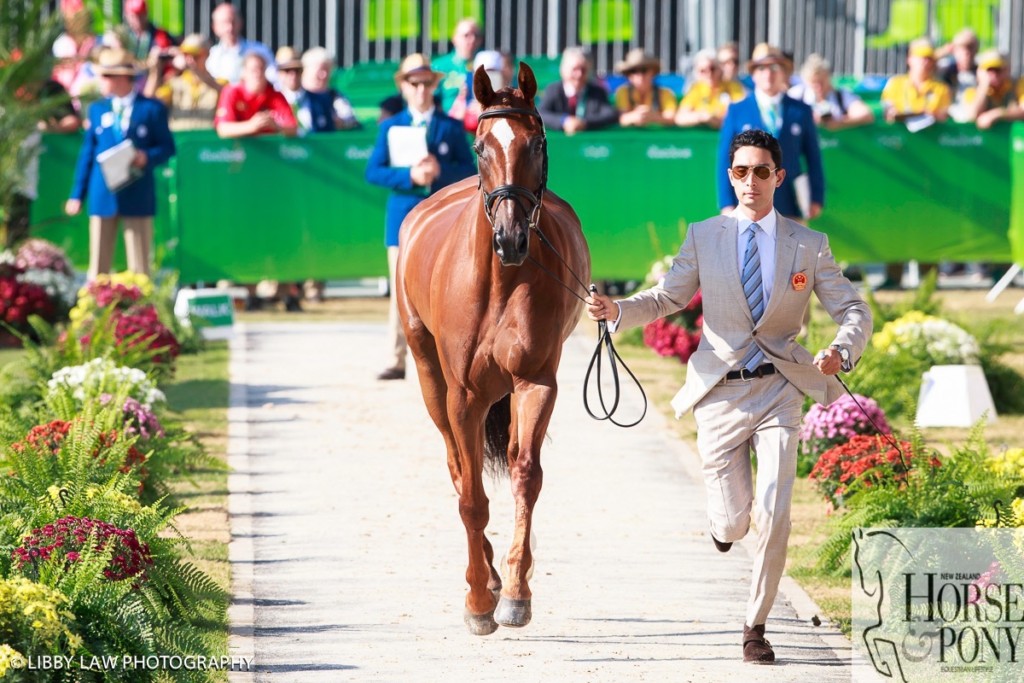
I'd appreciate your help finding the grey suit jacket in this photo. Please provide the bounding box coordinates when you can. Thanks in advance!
[615,212,872,417]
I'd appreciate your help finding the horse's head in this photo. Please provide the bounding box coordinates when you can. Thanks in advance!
[473,62,545,267]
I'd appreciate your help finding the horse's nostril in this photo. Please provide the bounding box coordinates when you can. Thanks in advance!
[516,232,528,255]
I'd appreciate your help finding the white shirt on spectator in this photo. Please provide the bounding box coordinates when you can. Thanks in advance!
[207,38,276,84]
[788,83,864,121]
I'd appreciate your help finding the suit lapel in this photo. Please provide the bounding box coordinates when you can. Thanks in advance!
[721,217,752,321]
[760,211,799,324]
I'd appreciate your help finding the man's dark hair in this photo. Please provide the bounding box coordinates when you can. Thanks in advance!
[728,129,783,169]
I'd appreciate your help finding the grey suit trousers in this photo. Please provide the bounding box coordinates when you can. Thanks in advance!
[693,371,803,628]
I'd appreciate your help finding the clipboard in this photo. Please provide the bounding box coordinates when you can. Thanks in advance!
[96,139,142,192]
[387,125,428,168]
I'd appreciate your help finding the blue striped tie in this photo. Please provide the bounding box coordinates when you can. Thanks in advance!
[740,223,766,371]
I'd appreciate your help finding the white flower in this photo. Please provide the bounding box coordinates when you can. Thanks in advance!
[47,358,165,408]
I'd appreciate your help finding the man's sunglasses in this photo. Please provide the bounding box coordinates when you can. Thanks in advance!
[730,165,777,180]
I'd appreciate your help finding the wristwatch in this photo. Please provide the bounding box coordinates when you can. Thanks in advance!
[830,344,852,372]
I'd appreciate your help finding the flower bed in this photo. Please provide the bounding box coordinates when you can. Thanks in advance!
[797,393,891,476]
[808,434,936,509]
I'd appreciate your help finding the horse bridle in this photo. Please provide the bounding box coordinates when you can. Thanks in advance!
[475,106,548,231]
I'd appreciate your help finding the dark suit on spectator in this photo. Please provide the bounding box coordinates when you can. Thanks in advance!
[538,82,619,132]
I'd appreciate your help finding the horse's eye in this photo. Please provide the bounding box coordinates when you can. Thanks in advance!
[473,141,486,157]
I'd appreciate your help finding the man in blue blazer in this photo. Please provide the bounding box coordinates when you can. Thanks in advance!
[717,44,824,220]
[65,48,175,280]
[366,53,476,380]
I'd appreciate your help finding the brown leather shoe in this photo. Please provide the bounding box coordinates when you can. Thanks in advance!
[377,367,406,380]
[711,532,732,553]
[742,624,775,664]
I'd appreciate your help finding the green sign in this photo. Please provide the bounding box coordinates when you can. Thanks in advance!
[31,123,1024,283]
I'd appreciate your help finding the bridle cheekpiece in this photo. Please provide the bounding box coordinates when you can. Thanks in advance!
[475,106,548,232]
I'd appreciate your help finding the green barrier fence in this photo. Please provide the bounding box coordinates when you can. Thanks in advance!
[32,123,1023,282]
[1011,125,1024,266]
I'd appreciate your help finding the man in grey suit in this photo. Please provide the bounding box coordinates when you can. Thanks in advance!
[586,129,871,664]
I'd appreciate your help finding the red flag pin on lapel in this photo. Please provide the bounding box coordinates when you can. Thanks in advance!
[791,273,807,291]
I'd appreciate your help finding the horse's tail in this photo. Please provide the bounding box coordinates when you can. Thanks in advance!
[483,394,511,479]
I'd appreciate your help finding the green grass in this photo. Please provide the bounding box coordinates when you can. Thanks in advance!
[0,348,24,370]
[162,341,231,676]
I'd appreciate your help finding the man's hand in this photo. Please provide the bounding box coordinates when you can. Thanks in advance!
[249,111,276,134]
[131,149,148,168]
[64,199,81,216]
[585,292,615,322]
[410,155,440,186]
[807,202,823,220]
[563,116,586,135]
[813,348,842,376]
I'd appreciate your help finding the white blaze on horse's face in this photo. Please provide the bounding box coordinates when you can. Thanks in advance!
[489,118,516,167]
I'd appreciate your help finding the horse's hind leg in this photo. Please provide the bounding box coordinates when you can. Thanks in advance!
[495,378,556,628]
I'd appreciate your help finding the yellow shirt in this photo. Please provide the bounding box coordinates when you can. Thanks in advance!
[881,75,952,116]
[156,71,221,131]
[962,80,1017,110]
[614,85,678,116]
[678,80,746,118]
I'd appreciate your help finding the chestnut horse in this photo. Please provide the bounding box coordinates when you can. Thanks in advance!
[396,63,590,635]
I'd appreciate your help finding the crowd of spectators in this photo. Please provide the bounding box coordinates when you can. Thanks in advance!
[22,0,1024,296]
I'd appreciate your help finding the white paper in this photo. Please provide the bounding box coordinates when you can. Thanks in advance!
[96,139,139,192]
[904,114,936,134]
[387,125,428,168]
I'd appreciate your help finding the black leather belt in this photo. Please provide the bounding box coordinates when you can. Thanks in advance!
[724,364,777,381]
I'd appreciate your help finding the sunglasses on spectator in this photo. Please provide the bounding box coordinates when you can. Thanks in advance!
[730,165,777,180]
[406,79,435,88]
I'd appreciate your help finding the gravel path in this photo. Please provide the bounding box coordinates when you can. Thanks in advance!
[226,322,854,682]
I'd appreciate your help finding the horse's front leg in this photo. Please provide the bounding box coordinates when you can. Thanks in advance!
[495,377,556,628]
[448,389,499,636]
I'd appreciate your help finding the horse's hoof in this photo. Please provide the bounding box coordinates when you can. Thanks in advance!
[464,609,499,636]
[494,597,532,628]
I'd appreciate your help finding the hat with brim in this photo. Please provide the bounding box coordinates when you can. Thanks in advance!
[908,38,935,59]
[275,46,302,71]
[179,33,210,56]
[615,48,661,75]
[977,49,1004,71]
[747,42,792,73]
[394,53,442,88]
[94,48,140,76]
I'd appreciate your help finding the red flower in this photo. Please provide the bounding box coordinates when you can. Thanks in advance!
[808,434,937,508]
[12,516,153,583]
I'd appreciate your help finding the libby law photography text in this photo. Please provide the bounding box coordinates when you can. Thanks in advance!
[851,528,1024,681]
[9,654,254,673]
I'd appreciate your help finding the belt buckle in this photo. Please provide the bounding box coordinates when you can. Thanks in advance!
[739,367,757,381]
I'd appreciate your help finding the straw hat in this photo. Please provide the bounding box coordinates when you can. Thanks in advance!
[179,33,210,56]
[747,42,792,73]
[275,46,302,70]
[394,53,442,87]
[908,37,935,59]
[615,48,661,75]
[94,48,140,76]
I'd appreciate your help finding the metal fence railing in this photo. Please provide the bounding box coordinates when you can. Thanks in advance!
[53,1,1022,81]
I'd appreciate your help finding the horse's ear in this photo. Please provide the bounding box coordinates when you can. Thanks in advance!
[473,65,495,108]
[517,61,537,103]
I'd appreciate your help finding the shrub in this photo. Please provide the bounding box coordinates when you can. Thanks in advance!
[641,291,702,364]
[0,576,82,663]
[808,434,935,509]
[797,393,891,476]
